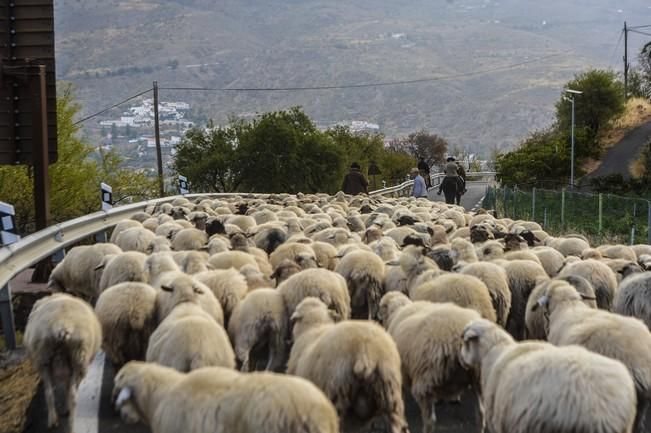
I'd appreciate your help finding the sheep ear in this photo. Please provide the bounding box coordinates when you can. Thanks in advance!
[115,387,132,406]
[533,294,550,311]
[579,293,596,301]
[270,268,280,280]
[462,328,479,342]
[94,263,105,271]
[161,285,173,292]
[289,312,301,325]
[193,286,204,294]
[386,260,399,266]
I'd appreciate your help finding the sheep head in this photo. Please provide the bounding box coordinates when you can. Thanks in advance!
[378,292,411,329]
[460,319,514,369]
[290,297,336,340]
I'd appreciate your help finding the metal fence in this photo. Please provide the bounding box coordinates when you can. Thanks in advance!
[483,186,651,245]
[370,172,495,197]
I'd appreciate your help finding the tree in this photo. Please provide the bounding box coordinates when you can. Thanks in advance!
[555,69,625,157]
[172,123,242,192]
[235,108,345,193]
[0,86,157,234]
[495,127,570,187]
[387,130,448,165]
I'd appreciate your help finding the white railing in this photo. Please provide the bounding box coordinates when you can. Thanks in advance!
[370,171,496,197]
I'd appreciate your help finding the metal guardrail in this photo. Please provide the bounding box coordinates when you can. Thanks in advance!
[370,171,496,197]
[0,192,262,349]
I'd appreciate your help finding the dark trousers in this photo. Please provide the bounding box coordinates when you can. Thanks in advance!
[441,177,457,204]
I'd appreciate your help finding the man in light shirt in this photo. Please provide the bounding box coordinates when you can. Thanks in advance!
[410,167,428,198]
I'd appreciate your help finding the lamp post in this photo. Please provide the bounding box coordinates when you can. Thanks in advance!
[564,89,582,189]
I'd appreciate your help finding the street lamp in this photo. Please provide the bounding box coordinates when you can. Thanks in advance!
[563,89,582,189]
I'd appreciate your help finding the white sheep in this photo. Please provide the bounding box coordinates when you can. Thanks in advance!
[110,219,143,243]
[155,271,224,326]
[97,251,148,293]
[381,292,481,433]
[171,227,208,251]
[460,318,637,433]
[287,297,408,433]
[171,250,211,274]
[411,273,497,322]
[48,243,123,302]
[227,288,288,372]
[501,259,549,340]
[208,250,259,271]
[557,259,618,310]
[147,274,235,371]
[277,267,351,319]
[114,227,156,253]
[334,249,386,320]
[24,293,102,432]
[194,268,249,326]
[535,281,651,431]
[113,362,339,433]
[94,282,158,367]
[459,261,511,327]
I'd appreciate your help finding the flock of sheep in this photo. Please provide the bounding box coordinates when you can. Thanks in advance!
[21,191,651,433]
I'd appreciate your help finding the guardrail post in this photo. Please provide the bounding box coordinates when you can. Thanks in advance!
[543,207,548,228]
[532,187,536,221]
[95,231,108,243]
[0,283,16,350]
[598,194,603,235]
[631,202,637,245]
[513,186,518,219]
[561,188,566,226]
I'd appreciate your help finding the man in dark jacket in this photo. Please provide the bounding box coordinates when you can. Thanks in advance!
[341,162,369,195]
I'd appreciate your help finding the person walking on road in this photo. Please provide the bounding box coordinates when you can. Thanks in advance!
[438,156,460,205]
[411,167,428,198]
[418,157,432,188]
[455,158,467,206]
[341,162,369,195]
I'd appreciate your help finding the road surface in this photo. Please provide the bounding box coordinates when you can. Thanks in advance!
[584,120,651,181]
[428,181,489,212]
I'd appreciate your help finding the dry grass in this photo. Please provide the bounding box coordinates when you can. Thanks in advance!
[602,98,651,150]
[0,351,40,433]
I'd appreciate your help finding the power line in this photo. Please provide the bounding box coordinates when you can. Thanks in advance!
[159,50,572,93]
[609,30,624,68]
[629,24,651,30]
[629,29,651,38]
[73,88,153,126]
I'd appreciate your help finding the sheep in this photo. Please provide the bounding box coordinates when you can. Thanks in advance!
[191,268,248,325]
[459,261,511,327]
[603,258,644,283]
[632,245,651,261]
[524,278,597,340]
[546,235,590,257]
[277,268,351,320]
[334,249,386,320]
[148,235,172,253]
[614,271,651,330]
[113,362,339,433]
[94,282,158,368]
[383,264,409,296]
[171,227,208,251]
[110,219,143,243]
[287,297,408,433]
[170,250,211,274]
[155,272,224,326]
[451,237,478,263]
[48,243,123,302]
[392,246,440,295]
[503,250,542,265]
[598,244,638,262]
[501,259,549,340]
[639,254,651,271]
[460,318,637,433]
[154,221,184,240]
[270,259,302,286]
[144,252,181,288]
[97,251,148,293]
[476,240,505,261]
[557,259,618,310]
[24,293,102,432]
[114,227,156,253]
[411,273,496,322]
[531,246,565,277]
[147,274,235,371]
[227,289,288,372]
[382,295,481,433]
[535,281,651,431]
[208,250,259,271]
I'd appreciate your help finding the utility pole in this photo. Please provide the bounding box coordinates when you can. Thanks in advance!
[153,81,164,196]
[624,21,629,99]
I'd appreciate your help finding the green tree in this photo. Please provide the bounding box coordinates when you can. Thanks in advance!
[236,108,345,193]
[172,123,242,192]
[555,69,625,158]
[495,127,571,187]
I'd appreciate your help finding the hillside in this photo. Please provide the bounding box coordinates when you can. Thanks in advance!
[54,0,650,154]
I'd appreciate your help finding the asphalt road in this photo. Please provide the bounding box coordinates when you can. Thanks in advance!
[584,120,651,181]
[428,181,490,212]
